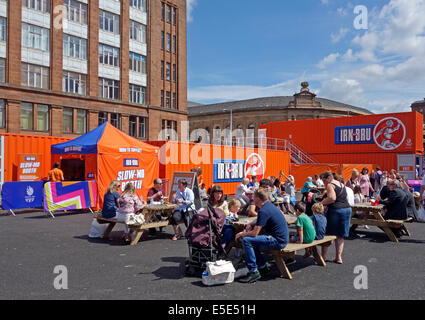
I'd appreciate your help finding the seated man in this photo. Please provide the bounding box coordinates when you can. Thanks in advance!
[171,179,195,241]
[235,189,289,283]
[147,178,165,233]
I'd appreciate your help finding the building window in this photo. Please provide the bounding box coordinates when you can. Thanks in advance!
[23,0,50,13]
[173,7,177,25]
[0,17,6,42]
[0,100,5,128]
[22,23,50,51]
[161,3,165,21]
[129,84,146,104]
[129,116,137,137]
[37,104,49,131]
[173,64,176,82]
[130,20,146,43]
[99,43,120,67]
[0,58,5,83]
[63,107,73,133]
[166,33,171,51]
[161,61,164,79]
[166,5,171,22]
[130,0,147,12]
[166,91,171,108]
[160,90,164,107]
[166,63,171,81]
[129,52,146,74]
[173,93,176,109]
[138,117,146,138]
[21,103,34,130]
[161,31,164,50]
[76,109,86,134]
[21,63,50,89]
[63,71,87,95]
[63,34,87,60]
[110,113,120,128]
[98,78,120,100]
[64,0,87,24]
[99,10,120,35]
[173,35,176,53]
[99,112,107,126]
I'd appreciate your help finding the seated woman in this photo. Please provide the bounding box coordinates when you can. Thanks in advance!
[102,180,120,219]
[222,199,241,248]
[117,182,145,243]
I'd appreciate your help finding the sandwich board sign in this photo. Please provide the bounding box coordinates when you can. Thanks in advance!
[169,172,202,210]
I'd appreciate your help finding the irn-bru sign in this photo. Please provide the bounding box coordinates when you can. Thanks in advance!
[335,117,407,151]
[213,153,266,183]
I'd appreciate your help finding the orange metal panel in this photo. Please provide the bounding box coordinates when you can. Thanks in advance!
[261,111,423,156]
[148,141,291,195]
[1,133,70,182]
[291,164,340,188]
[341,164,374,182]
[313,153,399,172]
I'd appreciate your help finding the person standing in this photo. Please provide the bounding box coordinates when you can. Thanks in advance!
[320,171,352,265]
[359,168,375,197]
[48,162,65,182]
[236,189,289,283]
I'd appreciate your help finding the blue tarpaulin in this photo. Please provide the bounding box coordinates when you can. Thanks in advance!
[1,181,45,210]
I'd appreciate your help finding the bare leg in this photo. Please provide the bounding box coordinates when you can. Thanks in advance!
[334,237,344,264]
[321,244,330,261]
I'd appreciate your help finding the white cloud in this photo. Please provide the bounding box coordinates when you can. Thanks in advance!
[319,78,367,106]
[317,53,340,69]
[331,28,349,43]
[187,0,197,22]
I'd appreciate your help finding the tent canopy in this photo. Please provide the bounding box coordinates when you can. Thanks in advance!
[51,122,158,155]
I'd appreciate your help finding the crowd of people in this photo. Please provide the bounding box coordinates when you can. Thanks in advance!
[99,166,422,284]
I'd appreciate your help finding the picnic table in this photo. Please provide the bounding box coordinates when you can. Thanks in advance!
[231,214,297,234]
[96,203,178,245]
[350,203,413,243]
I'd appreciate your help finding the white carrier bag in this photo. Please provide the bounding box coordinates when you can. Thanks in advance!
[202,260,236,286]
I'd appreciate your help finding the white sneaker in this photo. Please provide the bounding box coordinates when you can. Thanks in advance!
[364,225,370,230]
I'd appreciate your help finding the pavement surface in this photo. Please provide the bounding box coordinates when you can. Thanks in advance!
[0,209,424,300]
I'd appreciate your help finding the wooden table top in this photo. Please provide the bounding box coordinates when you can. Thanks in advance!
[351,203,384,210]
[232,214,297,227]
[144,203,178,211]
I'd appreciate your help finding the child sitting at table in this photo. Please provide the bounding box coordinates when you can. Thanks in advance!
[222,199,241,248]
[292,202,316,244]
[310,203,327,241]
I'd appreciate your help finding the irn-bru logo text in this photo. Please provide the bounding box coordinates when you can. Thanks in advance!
[335,125,375,145]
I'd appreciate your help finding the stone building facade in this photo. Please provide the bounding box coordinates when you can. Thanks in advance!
[189,82,373,145]
[0,0,187,141]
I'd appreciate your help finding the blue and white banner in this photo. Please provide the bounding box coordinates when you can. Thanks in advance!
[335,125,375,145]
[213,159,245,183]
[1,181,45,210]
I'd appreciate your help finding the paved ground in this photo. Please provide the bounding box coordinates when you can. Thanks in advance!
[0,209,424,300]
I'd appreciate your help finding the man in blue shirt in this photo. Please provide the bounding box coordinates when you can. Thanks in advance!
[171,179,195,240]
[236,189,289,283]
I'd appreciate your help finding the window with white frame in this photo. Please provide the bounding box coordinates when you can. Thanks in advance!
[130,20,146,43]
[129,116,137,137]
[64,0,88,25]
[129,52,146,74]
[0,59,5,83]
[173,7,177,25]
[98,112,107,126]
[63,71,87,95]
[0,99,5,128]
[63,34,87,60]
[130,0,147,12]
[161,31,164,50]
[129,84,146,104]
[99,10,120,34]
[110,113,120,128]
[99,43,120,67]
[21,63,50,89]
[166,91,171,108]
[166,5,171,22]
[22,23,50,51]
[0,17,6,42]
[138,117,146,138]
[76,109,86,134]
[37,104,49,131]
[98,78,120,100]
[22,0,50,13]
[63,107,73,133]
[172,64,176,82]
[173,35,176,53]
[21,103,34,130]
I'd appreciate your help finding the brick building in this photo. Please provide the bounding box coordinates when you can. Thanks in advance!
[0,0,187,141]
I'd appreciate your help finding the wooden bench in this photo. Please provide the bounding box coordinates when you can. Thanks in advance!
[263,236,337,280]
[351,216,414,242]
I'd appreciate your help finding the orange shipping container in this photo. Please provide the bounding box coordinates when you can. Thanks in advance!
[1,133,70,182]
[148,141,291,195]
[261,111,423,171]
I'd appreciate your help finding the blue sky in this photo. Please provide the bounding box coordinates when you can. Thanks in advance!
[186,0,425,114]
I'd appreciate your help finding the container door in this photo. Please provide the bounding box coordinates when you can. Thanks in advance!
[397,154,416,180]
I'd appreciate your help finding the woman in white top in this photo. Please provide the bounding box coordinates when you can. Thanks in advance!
[235,178,253,198]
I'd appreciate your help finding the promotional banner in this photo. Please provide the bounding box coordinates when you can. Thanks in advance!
[1,181,45,210]
[17,154,43,181]
[43,181,97,212]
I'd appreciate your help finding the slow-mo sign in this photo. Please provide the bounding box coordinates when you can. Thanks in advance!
[213,160,245,183]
